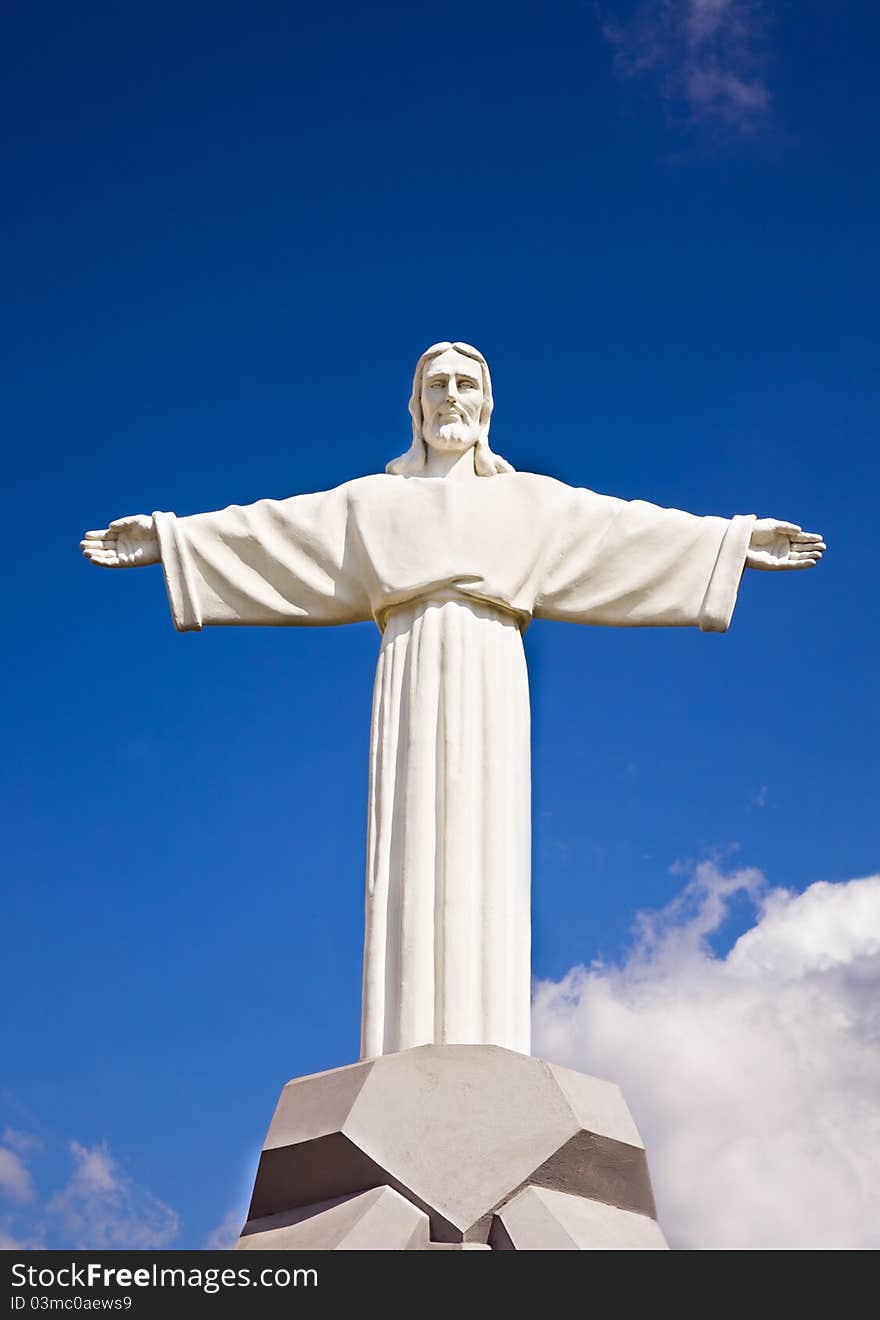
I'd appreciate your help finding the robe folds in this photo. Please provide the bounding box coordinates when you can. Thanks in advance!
[154,472,755,1058]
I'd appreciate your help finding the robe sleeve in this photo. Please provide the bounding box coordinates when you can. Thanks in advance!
[152,484,373,632]
[533,486,756,632]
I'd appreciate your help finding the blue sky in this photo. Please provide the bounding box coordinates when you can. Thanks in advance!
[2,2,878,1249]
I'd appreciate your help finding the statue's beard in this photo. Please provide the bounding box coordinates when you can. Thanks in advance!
[428,418,478,451]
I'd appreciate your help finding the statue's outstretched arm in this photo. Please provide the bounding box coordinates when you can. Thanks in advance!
[81,515,160,568]
[83,488,373,630]
[746,518,826,571]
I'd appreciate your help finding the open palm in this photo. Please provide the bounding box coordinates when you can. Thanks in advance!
[746,518,825,571]
[80,514,160,568]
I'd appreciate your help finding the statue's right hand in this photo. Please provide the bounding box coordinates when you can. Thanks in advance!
[80,514,160,568]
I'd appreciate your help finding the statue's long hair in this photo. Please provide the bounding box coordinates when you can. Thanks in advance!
[385,342,514,477]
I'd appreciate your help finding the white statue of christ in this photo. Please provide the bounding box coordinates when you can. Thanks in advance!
[82,341,825,1060]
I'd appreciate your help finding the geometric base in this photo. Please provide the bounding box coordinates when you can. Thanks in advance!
[236,1044,668,1250]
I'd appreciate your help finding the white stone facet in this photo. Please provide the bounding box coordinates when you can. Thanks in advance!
[494,1185,669,1251]
[237,1186,429,1251]
[546,1062,645,1149]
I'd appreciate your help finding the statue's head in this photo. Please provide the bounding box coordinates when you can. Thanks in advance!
[386,342,514,477]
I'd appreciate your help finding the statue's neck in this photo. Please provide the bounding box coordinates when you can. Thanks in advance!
[420,445,478,481]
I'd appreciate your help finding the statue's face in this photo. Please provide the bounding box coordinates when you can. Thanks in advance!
[420,348,484,453]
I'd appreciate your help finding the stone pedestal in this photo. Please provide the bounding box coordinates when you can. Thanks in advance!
[236,1045,668,1251]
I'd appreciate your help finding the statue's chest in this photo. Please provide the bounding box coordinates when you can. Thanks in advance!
[351,484,516,575]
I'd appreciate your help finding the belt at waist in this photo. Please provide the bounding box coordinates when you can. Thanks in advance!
[376,588,529,634]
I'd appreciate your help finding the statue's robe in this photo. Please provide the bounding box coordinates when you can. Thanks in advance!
[153,472,755,1058]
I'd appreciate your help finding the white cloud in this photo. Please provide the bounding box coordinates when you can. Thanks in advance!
[2,1128,43,1155]
[45,1141,180,1249]
[204,1206,247,1249]
[0,1146,34,1204]
[532,863,880,1249]
[602,0,770,132]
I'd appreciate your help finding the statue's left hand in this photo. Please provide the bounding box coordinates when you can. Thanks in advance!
[746,518,826,571]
